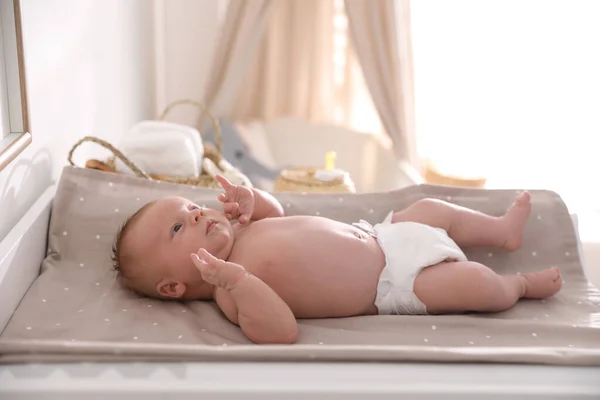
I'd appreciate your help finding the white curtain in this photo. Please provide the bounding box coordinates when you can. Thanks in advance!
[344,0,417,166]
[232,0,336,122]
[202,0,417,168]
[201,0,275,119]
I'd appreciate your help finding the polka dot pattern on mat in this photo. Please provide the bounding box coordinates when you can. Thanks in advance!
[24,182,583,354]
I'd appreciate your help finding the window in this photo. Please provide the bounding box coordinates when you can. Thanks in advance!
[411,0,600,220]
[0,18,9,139]
[0,0,30,172]
[331,0,384,138]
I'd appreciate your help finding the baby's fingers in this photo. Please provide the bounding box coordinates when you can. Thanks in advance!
[217,193,228,203]
[216,174,234,190]
[222,202,239,216]
[192,248,217,265]
[238,214,251,225]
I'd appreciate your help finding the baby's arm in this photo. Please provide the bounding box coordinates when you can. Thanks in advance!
[249,187,284,220]
[216,175,284,224]
[191,249,297,344]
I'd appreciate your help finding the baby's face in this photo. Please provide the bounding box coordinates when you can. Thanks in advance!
[127,196,234,298]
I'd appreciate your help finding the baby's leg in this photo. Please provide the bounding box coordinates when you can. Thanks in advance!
[413,261,562,314]
[392,193,531,250]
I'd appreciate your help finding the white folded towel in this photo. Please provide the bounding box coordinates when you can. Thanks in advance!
[114,121,204,178]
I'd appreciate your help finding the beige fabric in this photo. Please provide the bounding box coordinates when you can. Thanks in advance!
[1,166,600,365]
[344,0,418,166]
[201,0,274,120]
[210,0,381,136]
[233,0,336,122]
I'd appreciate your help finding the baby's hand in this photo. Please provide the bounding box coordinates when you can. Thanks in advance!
[215,174,255,225]
[190,248,248,291]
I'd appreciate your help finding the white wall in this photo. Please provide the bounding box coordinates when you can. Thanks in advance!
[155,0,228,125]
[0,0,156,242]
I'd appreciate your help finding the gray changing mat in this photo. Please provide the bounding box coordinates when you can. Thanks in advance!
[1,166,599,365]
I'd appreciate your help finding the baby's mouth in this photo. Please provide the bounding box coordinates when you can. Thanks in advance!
[206,220,218,233]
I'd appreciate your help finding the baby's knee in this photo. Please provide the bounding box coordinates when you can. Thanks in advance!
[394,198,451,225]
[413,198,446,209]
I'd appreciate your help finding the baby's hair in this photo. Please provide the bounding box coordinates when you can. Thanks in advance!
[111,201,156,282]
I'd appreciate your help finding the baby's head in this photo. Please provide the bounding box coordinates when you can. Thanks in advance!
[111,196,235,300]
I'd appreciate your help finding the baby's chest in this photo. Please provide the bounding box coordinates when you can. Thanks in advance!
[234,227,381,275]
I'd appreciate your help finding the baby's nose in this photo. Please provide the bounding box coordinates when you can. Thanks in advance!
[191,208,205,223]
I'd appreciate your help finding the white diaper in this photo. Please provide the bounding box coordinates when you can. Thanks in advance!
[353,212,467,315]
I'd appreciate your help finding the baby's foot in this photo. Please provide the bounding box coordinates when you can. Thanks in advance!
[501,191,531,251]
[521,267,562,299]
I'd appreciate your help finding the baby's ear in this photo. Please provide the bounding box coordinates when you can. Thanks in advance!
[156,279,186,298]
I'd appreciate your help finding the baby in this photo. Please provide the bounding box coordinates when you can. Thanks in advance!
[112,175,562,344]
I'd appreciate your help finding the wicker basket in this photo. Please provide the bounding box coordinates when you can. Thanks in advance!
[273,167,356,193]
[68,100,225,188]
[423,162,487,188]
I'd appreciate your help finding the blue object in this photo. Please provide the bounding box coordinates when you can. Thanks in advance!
[203,121,280,190]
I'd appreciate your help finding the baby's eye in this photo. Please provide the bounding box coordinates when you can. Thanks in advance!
[172,224,182,235]
[189,205,200,210]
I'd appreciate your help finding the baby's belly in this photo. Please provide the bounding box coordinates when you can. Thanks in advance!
[232,216,387,318]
